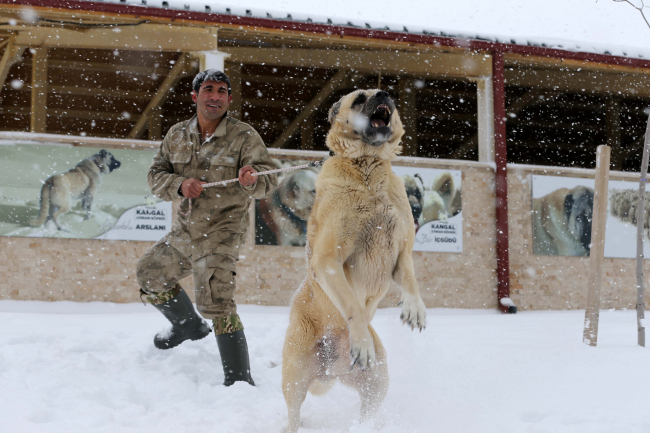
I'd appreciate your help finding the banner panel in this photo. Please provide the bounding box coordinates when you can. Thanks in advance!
[0,142,170,241]
[255,158,463,253]
[532,174,650,259]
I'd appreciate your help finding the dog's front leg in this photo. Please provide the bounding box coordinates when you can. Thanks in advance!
[83,195,93,220]
[392,250,426,331]
[311,240,375,369]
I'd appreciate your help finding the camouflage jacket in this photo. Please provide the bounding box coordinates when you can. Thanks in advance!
[148,114,278,260]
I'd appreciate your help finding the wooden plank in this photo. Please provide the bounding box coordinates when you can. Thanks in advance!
[30,48,47,133]
[1,106,133,121]
[242,73,325,88]
[635,115,650,348]
[219,47,491,78]
[398,76,418,157]
[47,85,153,99]
[583,145,611,347]
[43,59,178,77]
[273,69,348,149]
[12,24,218,52]
[506,68,650,98]
[0,130,159,149]
[0,35,16,94]
[12,84,193,102]
[243,98,304,109]
[127,53,190,139]
[505,52,650,76]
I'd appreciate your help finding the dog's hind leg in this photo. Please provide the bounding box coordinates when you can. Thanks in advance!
[342,325,389,421]
[51,202,71,231]
[282,314,319,433]
[82,184,98,220]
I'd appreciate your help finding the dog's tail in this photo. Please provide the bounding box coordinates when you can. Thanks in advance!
[28,183,50,227]
[308,379,335,396]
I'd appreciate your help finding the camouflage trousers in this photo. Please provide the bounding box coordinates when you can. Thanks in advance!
[136,235,242,334]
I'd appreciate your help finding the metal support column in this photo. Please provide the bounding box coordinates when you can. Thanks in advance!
[492,52,514,314]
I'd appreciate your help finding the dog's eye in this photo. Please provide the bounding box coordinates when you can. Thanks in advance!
[351,94,367,107]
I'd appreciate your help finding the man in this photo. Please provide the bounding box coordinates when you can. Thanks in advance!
[136,69,278,386]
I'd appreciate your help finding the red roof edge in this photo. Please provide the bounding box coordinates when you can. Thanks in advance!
[5,0,650,69]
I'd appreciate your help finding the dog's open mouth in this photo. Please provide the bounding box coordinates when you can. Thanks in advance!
[370,105,391,128]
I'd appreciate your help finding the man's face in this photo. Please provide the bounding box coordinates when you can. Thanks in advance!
[191,80,232,121]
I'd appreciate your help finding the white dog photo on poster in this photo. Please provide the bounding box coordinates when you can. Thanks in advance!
[392,166,463,253]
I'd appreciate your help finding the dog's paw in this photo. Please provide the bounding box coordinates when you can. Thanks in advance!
[398,295,427,331]
[349,327,376,370]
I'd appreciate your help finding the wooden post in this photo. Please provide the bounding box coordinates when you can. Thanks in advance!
[224,61,242,120]
[148,106,162,141]
[31,48,48,133]
[398,76,418,157]
[300,116,314,150]
[635,115,650,348]
[0,36,17,96]
[607,97,623,170]
[583,145,611,346]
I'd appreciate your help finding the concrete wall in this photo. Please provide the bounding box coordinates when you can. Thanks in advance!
[2,147,647,310]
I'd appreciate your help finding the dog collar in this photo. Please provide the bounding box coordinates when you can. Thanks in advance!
[272,190,308,235]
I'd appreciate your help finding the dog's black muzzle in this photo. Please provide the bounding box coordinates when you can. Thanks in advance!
[363,91,396,146]
[109,158,122,172]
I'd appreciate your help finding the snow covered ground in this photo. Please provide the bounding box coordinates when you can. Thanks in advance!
[1,301,650,433]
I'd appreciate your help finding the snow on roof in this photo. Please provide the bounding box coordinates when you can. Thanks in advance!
[89,0,650,60]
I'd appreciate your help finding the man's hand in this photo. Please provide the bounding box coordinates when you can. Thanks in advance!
[181,178,206,198]
[239,165,257,187]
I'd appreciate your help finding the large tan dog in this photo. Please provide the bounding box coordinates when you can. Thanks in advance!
[282,90,427,433]
[29,149,121,230]
[532,186,593,256]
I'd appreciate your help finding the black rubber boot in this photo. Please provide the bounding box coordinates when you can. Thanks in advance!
[152,287,211,349]
[216,329,255,386]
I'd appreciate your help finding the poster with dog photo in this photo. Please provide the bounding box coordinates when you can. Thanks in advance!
[255,159,463,253]
[532,175,650,259]
[0,142,171,241]
[392,166,463,253]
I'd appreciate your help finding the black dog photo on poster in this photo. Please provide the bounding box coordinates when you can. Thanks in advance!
[255,159,463,252]
[532,175,650,259]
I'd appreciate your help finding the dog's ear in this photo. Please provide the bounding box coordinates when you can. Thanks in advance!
[292,180,301,196]
[564,193,574,222]
[98,149,107,157]
[328,99,342,124]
